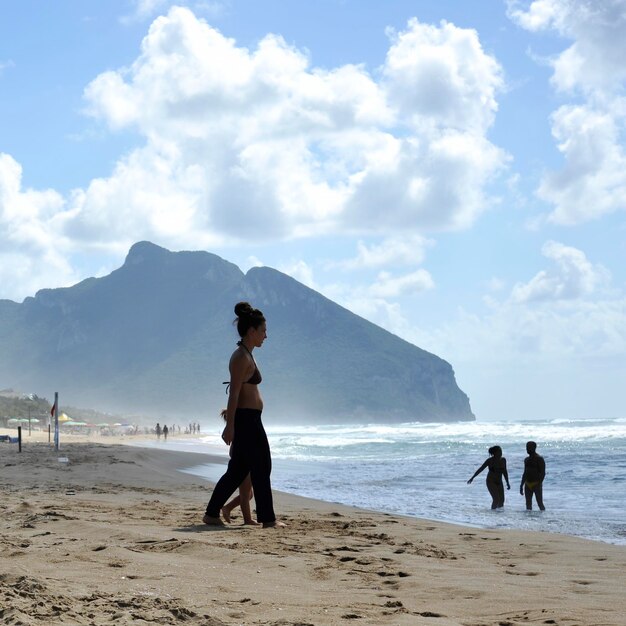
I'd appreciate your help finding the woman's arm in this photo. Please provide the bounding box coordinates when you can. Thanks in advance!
[503,458,510,489]
[467,459,489,484]
[520,459,527,494]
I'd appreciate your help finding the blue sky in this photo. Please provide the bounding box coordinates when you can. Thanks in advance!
[1,1,626,421]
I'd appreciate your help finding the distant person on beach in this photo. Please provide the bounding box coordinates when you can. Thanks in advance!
[156,423,161,440]
[163,425,168,441]
[219,409,259,525]
[520,441,546,511]
[467,445,510,509]
[203,301,284,528]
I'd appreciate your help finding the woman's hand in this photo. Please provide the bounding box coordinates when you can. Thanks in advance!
[222,423,235,445]
[519,485,524,495]
[467,477,473,484]
[506,483,511,490]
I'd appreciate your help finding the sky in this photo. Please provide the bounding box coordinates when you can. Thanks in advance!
[1,0,626,421]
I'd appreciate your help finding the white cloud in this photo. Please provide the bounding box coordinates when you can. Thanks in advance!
[539,103,626,224]
[383,18,503,133]
[334,235,434,270]
[0,8,507,300]
[80,7,507,245]
[510,240,609,303]
[368,269,435,298]
[427,294,626,364]
[278,259,316,289]
[320,281,410,334]
[0,154,80,301]
[244,255,263,270]
[65,139,224,250]
[509,0,626,224]
[383,282,626,376]
[507,0,626,94]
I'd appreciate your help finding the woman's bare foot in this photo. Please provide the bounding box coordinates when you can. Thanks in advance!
[243,519,261,526]
[202,514,224,526]
[221,507,232,523]
[262,520,286,528]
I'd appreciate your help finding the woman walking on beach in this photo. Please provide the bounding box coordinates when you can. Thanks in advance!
[203,302,284,528]
[467,446,510,509]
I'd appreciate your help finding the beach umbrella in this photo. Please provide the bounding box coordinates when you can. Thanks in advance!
[62,420,88,426]
[7,418,19,424]
[58,413,72,422]
[97,423,111,427]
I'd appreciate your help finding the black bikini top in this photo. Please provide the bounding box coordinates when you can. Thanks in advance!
[223,342,262,393]
[239,342,262,385]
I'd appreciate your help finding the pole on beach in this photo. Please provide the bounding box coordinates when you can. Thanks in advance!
[48,424,51,443]
[53,392,59,451]
[18,426,22,452]
[28,404,32,436]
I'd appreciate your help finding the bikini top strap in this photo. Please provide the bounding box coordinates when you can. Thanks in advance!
[238,341,257,365]
[224,342,256,393]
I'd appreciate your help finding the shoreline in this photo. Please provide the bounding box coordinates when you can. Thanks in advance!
[3,428,624,547]
[122,434,626,548]
[2,433,626,625]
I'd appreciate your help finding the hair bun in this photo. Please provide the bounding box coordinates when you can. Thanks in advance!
[234,301,253,317]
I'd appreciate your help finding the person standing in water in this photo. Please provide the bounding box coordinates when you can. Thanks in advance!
[467,445,510,509]
[203,302,284,528]
[520,441,546,511]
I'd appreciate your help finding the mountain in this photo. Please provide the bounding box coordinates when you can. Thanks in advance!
[0,242,474,423]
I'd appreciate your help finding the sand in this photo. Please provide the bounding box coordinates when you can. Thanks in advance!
[1,428,625,626]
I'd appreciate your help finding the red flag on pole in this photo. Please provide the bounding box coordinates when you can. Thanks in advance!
[50,400,56,417]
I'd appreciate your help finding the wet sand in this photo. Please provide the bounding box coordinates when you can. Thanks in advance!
[1,430,625,625]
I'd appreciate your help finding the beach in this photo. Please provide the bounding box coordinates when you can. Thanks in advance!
[2,431,625,626]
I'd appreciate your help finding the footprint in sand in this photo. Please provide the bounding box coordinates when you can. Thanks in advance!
[383,600,403,608]
[336,545,360,553]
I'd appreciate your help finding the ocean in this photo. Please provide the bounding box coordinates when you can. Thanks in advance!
[139,418,626,545]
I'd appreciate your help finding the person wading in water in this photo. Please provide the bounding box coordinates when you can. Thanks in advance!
[468,445,511,509]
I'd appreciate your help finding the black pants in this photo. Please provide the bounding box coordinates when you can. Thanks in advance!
[205,408,276,523]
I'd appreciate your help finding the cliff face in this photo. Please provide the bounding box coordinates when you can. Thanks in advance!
[0,242,474,423]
